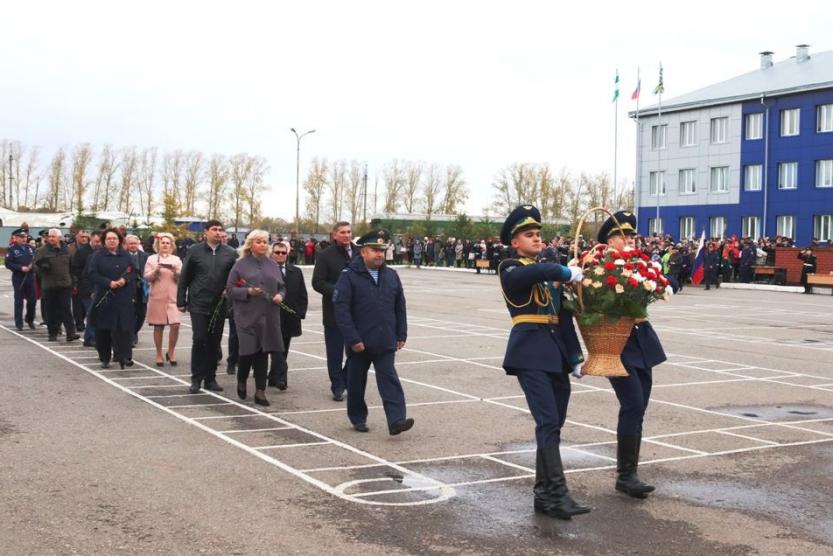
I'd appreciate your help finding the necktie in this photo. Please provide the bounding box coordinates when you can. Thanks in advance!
[279,265,285,277]
[347,248,352,260]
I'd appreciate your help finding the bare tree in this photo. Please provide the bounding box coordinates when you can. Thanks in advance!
[68,143,94,213]
[582,172,613,226]
[92,144,119,212]
[548,168,574,222]
[138,147,158,221]
[402,161,423,214]
[118,147,139,214]
[343,160,364,226]
[442,164,468,214]
[327,159,346,224]
[161,150,185,210]
[382,159,404,213]
[492,163,538,215]
[535,164,554,220]
[303,157,328,233]
[206,154,228,221]
[228,153,253,230]
[245,156,268,226]
[0,140,8,207]
[47,147,67,211]
[421,164,442,218]
[182,151,204,216]
[8,141,23,210]
[21,146,41,209]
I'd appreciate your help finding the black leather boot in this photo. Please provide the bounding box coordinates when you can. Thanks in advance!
[615,433,655,498]
[533,446,591,519]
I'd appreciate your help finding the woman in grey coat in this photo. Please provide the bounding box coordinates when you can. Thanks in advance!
[226,230,286,406]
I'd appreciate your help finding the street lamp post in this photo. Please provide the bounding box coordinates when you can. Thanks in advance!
[290,128,316,238]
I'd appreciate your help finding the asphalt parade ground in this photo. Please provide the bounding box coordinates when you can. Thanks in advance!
[1,266,833,555]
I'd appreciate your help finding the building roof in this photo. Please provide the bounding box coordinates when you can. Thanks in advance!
[630,48,833,117]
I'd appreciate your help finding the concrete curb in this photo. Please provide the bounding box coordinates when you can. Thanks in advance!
[718,282,805,294]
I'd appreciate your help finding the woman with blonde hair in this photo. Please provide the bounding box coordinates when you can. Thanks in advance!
[144,232,183,366]
[226,230,286,406]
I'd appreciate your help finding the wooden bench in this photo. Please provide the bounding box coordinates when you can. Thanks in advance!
[807,274,833,294]
[753,266,786,284]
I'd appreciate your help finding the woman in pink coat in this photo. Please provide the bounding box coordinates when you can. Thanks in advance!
[143,233,183,366]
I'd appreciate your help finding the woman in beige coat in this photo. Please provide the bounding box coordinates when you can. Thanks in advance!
[143,233,183,366]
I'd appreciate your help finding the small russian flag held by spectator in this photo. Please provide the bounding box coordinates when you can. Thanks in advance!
[690,229,707,285]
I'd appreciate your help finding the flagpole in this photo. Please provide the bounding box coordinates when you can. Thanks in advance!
[656,63,662,236]
[614,86,619,209]
[634,66,641,226]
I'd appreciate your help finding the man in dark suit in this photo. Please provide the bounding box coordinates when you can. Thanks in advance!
[739,239,756,283]
[312,221,358,401]
[269,242,308,390]
[125,234,149,345]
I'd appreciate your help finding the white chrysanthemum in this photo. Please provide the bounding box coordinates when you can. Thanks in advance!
[615,284,625,294]
[651,261,662,270]
[621,269,633,278]
[614,259,625,266]
[593,266,605,276]
[582,278,592,287]
[591,281,603,289]
[643,280,656,291]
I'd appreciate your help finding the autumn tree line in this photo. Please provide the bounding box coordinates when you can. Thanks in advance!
[1,139,633,234]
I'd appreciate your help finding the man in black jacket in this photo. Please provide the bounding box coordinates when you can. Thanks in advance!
[72,231,101,346]
[268,242,309,389]
[177,220,239,394]
[312,221,358,401]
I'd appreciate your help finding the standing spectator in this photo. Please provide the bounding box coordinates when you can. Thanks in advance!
[144,232,183,366]
[455,239,464,267]
[5,231,36,331]
[73,231,102,346]
[412,239,423,268]
[385,239,394,266]
[739,239,756,283]
[312,221,358,401]
[289,236,300,265]
[227,233,240,248]
[33,229,80,342]
[333,229,413,435]
[798,248,817,294]
[68,229,90,332]
[226,230,286,406]
[304,237,316,265]
[177,220,239,394]
[704,243,721,290]
[87,229,136,368]
[124,235,149,345]
[268,242,308,390]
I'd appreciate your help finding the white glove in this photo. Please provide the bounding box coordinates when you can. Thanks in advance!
[666,285,675,297]
[571,362,584,378]
[568,266,583,283]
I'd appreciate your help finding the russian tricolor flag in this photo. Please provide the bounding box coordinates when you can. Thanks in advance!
[690,229,707,285]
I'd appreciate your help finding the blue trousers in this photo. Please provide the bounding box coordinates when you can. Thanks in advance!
[12,274,36,328]
[609,366,653,436]
[346,350,406,426]
[324,324,347,395]
[516,370,571,449]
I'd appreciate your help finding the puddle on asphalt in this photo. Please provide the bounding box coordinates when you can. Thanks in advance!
[718,404,833,421]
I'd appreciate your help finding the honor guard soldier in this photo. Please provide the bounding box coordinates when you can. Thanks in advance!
[498,205,590,520]
[597,211,667,498]
[333,229,414,436]
[5,231,37,330]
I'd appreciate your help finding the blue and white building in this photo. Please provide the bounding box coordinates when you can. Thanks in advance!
[631,45,833,245]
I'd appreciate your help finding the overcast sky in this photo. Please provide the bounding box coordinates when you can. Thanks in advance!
[2,0,830,220]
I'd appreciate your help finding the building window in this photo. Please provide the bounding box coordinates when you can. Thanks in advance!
[745,113,763,140]
[817,104,833,133]
[680,121,697,147]
[651,125,667,149]
[710,166,729,193]
[742,216,761,240]
[709,216,726,239]
[776,215,795,240]
[815,215,833,241]
[679,168,696,194]
[744,164,762,191]
[780,108,800,136]
[679,217,695,240]
[649,171,666,196]
[816,159,833,188]
[710,117,728,144]
[778,162,798,190]
[648,218,663,235]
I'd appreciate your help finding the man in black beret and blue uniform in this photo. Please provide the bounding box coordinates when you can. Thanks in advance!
[596,210,666,498]
[333,229,414,436]
[5,231,37,331]
[498,205,590,520]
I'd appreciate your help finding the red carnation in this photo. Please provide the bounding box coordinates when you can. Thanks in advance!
[235,278,246,287]
[624,262,634,270]
[595,244,606,251]
[127,265,133,273]
[605,275,618,287]
[640,253,650,261]
[628,277,639,288]
[604,261,616,271]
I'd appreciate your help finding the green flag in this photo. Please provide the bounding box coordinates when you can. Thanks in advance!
[653,63,664,95]
[613,70,620,102]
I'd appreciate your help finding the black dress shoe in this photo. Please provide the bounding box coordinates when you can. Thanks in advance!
[48,336,58,342]
[277,383,288,391]
[389,418,415,436]
[226,363,236,375]
[100,361,111,369]
[27,321,35,330]
[204,380,224,392]
[124,359,134,367]
[237,380,247,400]
[253,390,270,406]
[83,341,95,347]
[66,333,80,342]
[332,391,345,402]
[15,325,23,331]
[76,324,85,332]
[188,382,201,394]
[353,423,369,433]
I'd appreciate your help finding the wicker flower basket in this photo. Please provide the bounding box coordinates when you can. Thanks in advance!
[572,207,633,377]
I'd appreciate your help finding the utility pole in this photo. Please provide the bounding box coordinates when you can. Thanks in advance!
[8,154,13,209]
[290,128,316,237]
[362,163,368,224]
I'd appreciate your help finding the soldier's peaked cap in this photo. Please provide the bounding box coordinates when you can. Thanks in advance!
[356,229,390,248]
[500,205,542,245]
[597,210,637,244]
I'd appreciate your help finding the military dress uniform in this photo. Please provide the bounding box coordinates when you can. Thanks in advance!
[5,234,37,330]
[498,206,590,520]
[597,211,667,498]
[333,229,414,435]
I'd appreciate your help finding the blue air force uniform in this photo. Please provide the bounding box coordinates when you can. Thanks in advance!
[499,205,591,520]
[333,229,412,434]
[5,235,36,329]
[598,211,666,498]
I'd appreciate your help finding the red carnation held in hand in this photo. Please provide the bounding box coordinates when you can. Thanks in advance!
[605,275,618,287]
